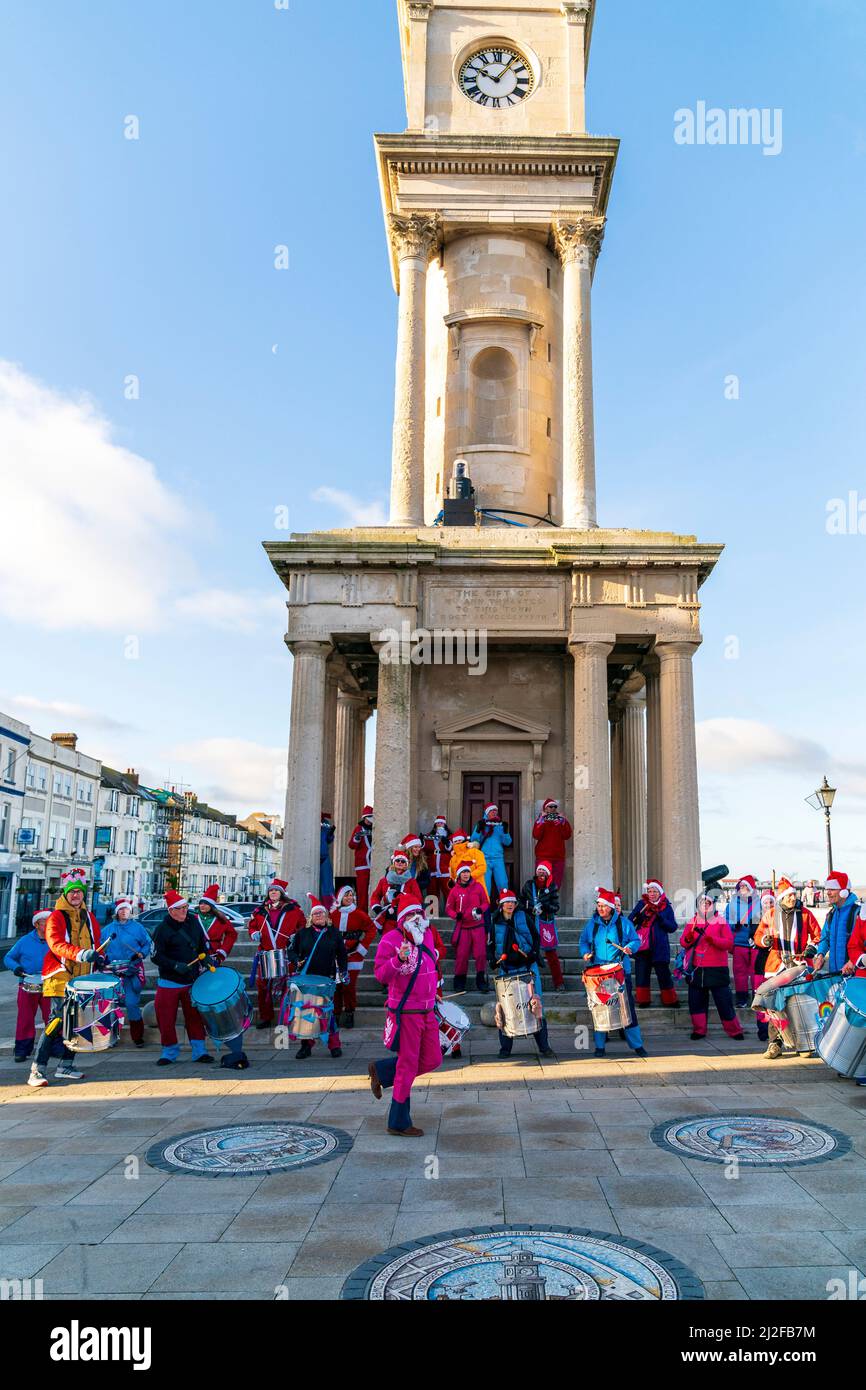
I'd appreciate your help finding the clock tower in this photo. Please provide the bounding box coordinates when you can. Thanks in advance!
[267,1,722,936]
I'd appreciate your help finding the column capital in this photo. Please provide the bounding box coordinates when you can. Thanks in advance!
[562,0,592,24]
[286,638,333,660]
[552,214,606,268]
[388,212,442,265]
[569,634,616,658]
[407,1,434,20]
[654,639,701,662]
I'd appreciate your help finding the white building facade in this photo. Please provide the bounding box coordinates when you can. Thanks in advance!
[0,714,30,938]
[16,731,101,932]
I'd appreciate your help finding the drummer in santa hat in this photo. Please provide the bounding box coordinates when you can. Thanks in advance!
[532,798,573,890]
[424,817,453,914]
[195,883,238,963]
[725,874,761,1007]
[331,884,376,1029]
[29,867,104,1088]
[579,889,647,1058]
[816,871,861,976]
[249,879,305,1029]
[492,888,555,1059]
[628,879,680,1009]
[4,909,54,1063]
[754,877,821,1060]
[150,889,212,1067]
[348,806,374,912]
[287,895,349,1060]
[520,861,565,991]
[103,898,153,1047]
[368,892,443,1136]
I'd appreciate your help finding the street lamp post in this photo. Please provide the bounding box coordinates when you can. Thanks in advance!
[813,776,837,876]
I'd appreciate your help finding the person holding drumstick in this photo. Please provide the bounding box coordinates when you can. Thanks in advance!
[579,888,648,1059]
[492,888,555,1059]
[28,867,105,1088]
[4,909,53,1063]
[287,896,348,1060]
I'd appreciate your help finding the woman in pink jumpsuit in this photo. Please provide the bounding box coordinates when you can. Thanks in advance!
[368,894,442,1137]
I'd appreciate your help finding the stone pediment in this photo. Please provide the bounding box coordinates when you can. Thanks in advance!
[434,705,550,778]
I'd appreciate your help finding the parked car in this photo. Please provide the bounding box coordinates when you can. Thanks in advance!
[137,900,261,932]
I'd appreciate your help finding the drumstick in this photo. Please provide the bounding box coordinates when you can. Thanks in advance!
[186,952,216,972]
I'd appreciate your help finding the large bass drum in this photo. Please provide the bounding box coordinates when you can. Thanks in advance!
[495,972,541,1039]
[63,973,126,1052]
[583,963,630,1032]
[191,967,252,1043]
[818,978,866,1079]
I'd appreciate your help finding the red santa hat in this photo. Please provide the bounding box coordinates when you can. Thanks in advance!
[199,883,221,906]
[396,894,426,929]
[114,897,135,915]
[334,884,356,908]
[268,878,290,897]
[484,804,499,818]
[775,877,796,902]
[455,861,473,879]
[401,833,423,851]
[361,806,374,818]
[434,815,447,826]
[535,861,553,879]
[736,875,757,894]
[32,909,51,926]
[498,888,517,906]
[165,889,188,911]
[644,879,664,897]
[596,887,618,911]
[542,798,559,813]
[825,871,851,899]
[451,829,468,843]
[307,892,329,920]
[760,889,775,906]
[391,848,410,866]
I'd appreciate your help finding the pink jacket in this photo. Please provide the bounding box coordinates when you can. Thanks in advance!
[681,913,734,969]
[445,880,488,928]
[374,927,440,1011]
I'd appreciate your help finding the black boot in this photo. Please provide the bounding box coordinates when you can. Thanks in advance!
[295,1041,313,1060]
[340,1010,355,1030]
[476,972,490,995]
[453,974,467,993]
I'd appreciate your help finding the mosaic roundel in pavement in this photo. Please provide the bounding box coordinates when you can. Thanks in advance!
[651,1114,851,1168]
[146,1121,353,1177]
[341,1225,704,1302]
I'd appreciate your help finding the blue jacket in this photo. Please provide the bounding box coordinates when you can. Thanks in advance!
[579,911,640,978]
[818,896,861,975]
[493,908,543,998]
[4,930,51,977]
[629,897,678,963]
[104,920,153,965]
[471,821,512,865]
[725,896,758,949]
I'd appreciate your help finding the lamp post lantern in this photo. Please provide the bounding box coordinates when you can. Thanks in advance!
[814,777,837,876]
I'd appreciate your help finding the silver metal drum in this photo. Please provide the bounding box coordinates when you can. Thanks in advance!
[62,973,125,1053]
[258,948,288,981]
[495,973,541,1039]
[818,979,866,1079]
[783,976,837,1053]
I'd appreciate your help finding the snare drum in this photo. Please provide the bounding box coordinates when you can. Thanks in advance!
[279,974,336,1041]
[495,972,541,1039]
[818,978,866,1079]
[583,963,630,1032]
[436,1000,471,1056]
[191,967,252,1043]
[63,973,125,1052]
[258,948,288,982]
[21,974,44,995]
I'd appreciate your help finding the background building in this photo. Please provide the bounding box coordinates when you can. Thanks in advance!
[16,730,101,931]
[0,714,30,937]
[93,768,159,914]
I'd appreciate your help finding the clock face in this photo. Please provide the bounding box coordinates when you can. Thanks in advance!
[458,45,535,109]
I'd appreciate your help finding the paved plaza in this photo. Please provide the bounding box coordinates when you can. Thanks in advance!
[1,970,864,1302]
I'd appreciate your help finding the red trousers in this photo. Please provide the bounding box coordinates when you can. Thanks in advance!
[454,926,487,977]
[154,986,206,1044]
[16,988,50,1043]
[355,869,370,913]
[544,950,565,989]
[430,875,451,914]
[334,974,359,1013]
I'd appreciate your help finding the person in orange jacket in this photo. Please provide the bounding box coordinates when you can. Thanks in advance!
[448,829,488,896]
[29,866,104,1088]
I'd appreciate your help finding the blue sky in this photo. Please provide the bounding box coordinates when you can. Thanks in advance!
[1,0,864,880]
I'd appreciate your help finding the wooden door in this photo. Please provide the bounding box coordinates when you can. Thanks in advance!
[461,773,521,888]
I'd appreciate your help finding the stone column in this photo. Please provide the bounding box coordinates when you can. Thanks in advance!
[282,641,331,889]
[610,715,623,893]
[656,641,702,920]
[619,686,648,913]
[321,668,339,821]
[372,636,412,879]
[561,2,591,133]
[334,691,368,876]
[644,658,662,882]
[388,213,441,528]
[570,637,615,917]
[553,215,605,530]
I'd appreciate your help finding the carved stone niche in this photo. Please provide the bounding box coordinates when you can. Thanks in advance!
[433,703,551,781]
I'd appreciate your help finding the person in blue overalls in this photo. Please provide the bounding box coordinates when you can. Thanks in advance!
[104,897,152,1047]
[472,804,512,901]
[492,889,555,1060]
[580,888,648,1059]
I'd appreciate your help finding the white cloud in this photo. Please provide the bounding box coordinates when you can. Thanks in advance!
[174,588,285,635]
[2,692,135,733]
[0,360,194,631]
[697,718,826,774]
[161,737,286,815]
[311,486,387,526]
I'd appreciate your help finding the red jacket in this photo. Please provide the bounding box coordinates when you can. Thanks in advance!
[445,880,488,931]
[43,905,102,990]
[330,904,376,973]
[348,822,373,872]
[532,815,572,862]
[249,902,305,951]
[424,833,452,879]
[848,910,866,978]
[198,911,237,962]
[756,905,821,976]
[681,914,733,969]
[370,875,422,925]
